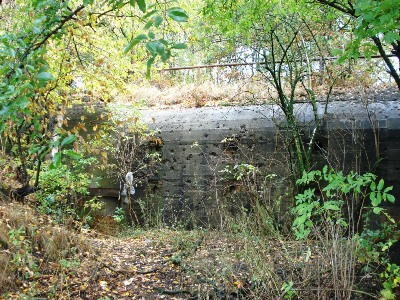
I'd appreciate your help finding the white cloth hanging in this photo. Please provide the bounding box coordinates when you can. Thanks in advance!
[122,172,135,204]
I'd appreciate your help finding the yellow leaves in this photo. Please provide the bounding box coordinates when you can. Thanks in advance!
[148,136,164,146]
[67,26,75,36]
[90,14,97,27]
[95,57,105,67]
[73,141,79,152]
[233,280,243,289]
[394,278,399,287]
[74,122,87,132]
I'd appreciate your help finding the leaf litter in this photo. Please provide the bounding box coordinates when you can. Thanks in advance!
[2,225,259,299]
[1,203,324,300]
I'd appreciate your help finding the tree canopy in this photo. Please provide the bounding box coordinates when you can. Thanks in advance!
[200,0,400,89]
[315,0,400,89]
[0,0,188,192]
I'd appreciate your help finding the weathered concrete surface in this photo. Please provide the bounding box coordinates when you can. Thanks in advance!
[68,88,400,226]
[138,93,400,225]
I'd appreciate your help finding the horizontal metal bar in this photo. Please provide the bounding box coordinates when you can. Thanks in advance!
[161,54,396,71]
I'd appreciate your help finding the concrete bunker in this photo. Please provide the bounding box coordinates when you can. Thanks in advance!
[67,89,400,226]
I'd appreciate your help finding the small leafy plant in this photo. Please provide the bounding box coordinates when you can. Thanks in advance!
[292,166,397,298]
[281,281,295,299]
[380,263,400,300]
[220,163,282,235]
[9,227,38,281]
[36,159,101,225]
[113,207,126,223]
[292,165,395,240]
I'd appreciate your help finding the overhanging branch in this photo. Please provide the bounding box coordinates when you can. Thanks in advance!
[20,4,86,63]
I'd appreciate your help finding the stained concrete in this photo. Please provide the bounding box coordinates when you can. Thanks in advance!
[138,98,398,224]
[68,88,400,226]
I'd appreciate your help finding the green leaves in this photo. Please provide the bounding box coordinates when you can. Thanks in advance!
[370,178,395,206]
[37,72,54,81]
[49,135,79,169]
[15,96,30,109]
[61,134,76,147]
[153,15,163,28]
[380,263,400,300]
[146,41,170,61]
[37,68,55,87]
[146,56,155,79]
[313,0,400,87]
[50,152,62,169]
[0,0,190,191]
[29,144,50,160]
[122,32,187,80]
[122,4,189,78]
[63,149,82,160]
[167,7,189,22]
[136,0,146,13]
[293,166,397,240]
[323,202,340,211]
[128,0,146,12]
[378,179,385,191]
[123,34,148,54]
[171,43,187,49]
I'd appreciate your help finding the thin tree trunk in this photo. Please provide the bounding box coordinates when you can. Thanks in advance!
[372,36,400,90]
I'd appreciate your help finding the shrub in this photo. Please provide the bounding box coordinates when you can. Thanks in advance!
[36,158,102,225]
[87,104,163,227]
[220,163,286,235]
[293,166,395,240]
[292,166,397,299]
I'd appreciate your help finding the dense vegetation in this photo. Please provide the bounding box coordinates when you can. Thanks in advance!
[0,0,399,299]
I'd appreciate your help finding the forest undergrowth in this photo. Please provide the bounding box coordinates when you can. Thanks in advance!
[0,197,399,300]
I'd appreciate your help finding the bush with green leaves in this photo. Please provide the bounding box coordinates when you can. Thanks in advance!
[292,166,398,299]
[36,157,102,224]
[112,207,126,224]
[292,165,395,240]
[380,263,400,300]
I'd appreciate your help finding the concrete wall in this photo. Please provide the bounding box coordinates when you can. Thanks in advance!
[68,89,400,226]
[139,97,400,226]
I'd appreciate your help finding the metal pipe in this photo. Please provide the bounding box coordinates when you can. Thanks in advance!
[161,54,396,71]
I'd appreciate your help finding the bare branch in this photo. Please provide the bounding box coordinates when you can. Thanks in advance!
[313,0,356,15]
[371,36,400,90]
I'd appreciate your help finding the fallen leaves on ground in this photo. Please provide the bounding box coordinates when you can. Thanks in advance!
[2,227,255,299]
[1,204,330,300]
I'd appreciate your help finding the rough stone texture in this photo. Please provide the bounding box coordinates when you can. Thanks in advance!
[139,96,400,226]
[68,89,400,226]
